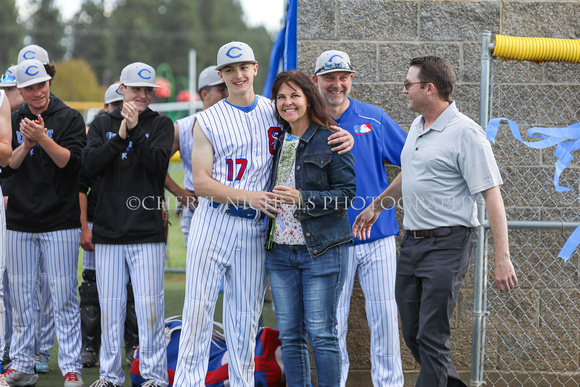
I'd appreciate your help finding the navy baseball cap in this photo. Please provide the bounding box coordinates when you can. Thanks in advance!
[16,59,52,89]
[120,62,161,88]
[216,41,257,71]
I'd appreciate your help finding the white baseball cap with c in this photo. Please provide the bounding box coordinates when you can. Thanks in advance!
[18,45,50,65]
[104,83,124,104]
[216,41,257,71]
[198,65,224,91]
[314,50,355,76]
[0,66,18,88]
[120,62,161,88]
[16,59,52,89]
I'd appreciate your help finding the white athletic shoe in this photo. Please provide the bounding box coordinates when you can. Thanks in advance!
[89,379,120,387]
[3,368,39,386]
[64,372,84,387]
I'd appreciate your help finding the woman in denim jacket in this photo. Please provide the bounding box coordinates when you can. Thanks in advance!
[266,71,356,387]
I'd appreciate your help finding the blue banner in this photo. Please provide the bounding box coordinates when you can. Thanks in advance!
[262,0,297,98]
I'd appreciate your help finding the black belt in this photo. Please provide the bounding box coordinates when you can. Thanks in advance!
[210,201,265,220]
[407,226,468,239]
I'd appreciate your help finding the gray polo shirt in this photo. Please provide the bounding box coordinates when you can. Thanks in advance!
[401,102,502,230]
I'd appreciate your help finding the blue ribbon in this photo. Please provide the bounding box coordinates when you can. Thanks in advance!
[486,118,580,261]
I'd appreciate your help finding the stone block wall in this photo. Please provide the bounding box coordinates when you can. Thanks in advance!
[296,0,580,385]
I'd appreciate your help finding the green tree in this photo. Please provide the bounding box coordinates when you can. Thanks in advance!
[69,0,116,83]
[69,0,275,92]
[0,0,25,71]
[50,59,105,101]
[27,0,67,61]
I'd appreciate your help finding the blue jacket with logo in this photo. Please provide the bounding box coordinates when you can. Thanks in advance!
[267,122,356,257]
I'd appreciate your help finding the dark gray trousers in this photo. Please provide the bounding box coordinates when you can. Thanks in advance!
[395,228,478,387]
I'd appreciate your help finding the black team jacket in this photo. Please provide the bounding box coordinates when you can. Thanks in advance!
[3,94,86,232]
[82,107,173,244]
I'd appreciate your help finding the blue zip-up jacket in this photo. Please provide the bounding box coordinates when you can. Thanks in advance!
[267,122,356,257]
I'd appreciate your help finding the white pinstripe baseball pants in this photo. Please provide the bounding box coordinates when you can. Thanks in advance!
[35,257,55,356]
[180,208,194,248]
[0,192,5,360]
[175,203,267,387]
[95,243,167,386]
[6,228,82,375]
[3,255,55,357]
[338,236,404,386]
[82,221,95,271]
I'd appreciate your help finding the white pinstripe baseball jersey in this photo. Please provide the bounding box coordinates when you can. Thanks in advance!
[196,96,281,193]
[175,113,198,193]
[175,94,280,387]
[0,184,5,356]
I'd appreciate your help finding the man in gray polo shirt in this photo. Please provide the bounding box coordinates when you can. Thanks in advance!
[353,56,518,387]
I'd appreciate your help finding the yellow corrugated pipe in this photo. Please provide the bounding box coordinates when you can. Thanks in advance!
[170,151,181,162]
[493,35,580,63]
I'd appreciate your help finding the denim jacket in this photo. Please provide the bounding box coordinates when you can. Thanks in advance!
[267,122,356,257]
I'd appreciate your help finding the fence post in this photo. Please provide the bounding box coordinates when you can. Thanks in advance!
[470,30,492,387]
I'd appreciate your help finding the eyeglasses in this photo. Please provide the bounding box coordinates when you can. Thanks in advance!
[316,61,353,74]
[0,74,15,84]
[403,80,427,90]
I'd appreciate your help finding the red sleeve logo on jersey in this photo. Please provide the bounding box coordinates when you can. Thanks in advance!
[267,126,283,155]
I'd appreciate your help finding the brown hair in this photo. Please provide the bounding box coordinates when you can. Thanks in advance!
[45,64,56,80]
[409,56,455,101]
[271,71,335,129]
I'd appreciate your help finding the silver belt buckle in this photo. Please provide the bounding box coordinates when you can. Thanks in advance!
[412,230,425,239]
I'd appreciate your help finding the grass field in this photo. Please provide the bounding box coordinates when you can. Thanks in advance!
[26,162,276,386]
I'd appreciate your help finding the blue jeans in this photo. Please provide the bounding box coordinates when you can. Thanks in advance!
[266,244,347,387]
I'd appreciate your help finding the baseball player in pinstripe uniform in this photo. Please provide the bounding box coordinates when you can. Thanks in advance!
[312,50,407,386]
[0,66,45,374]
[1,59,57,376]
[79,83,139,370]
[165,66,227,245]
[0,89,13,387]
[175,41,354,387]
[2,59,86,386]
[0,66,20,371]
[16,45,59,376]
[83,62,173,387]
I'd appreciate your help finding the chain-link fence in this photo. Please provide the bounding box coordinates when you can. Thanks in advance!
[471,32,580,386]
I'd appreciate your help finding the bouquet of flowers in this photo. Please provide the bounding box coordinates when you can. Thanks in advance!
[266,135,299,249]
